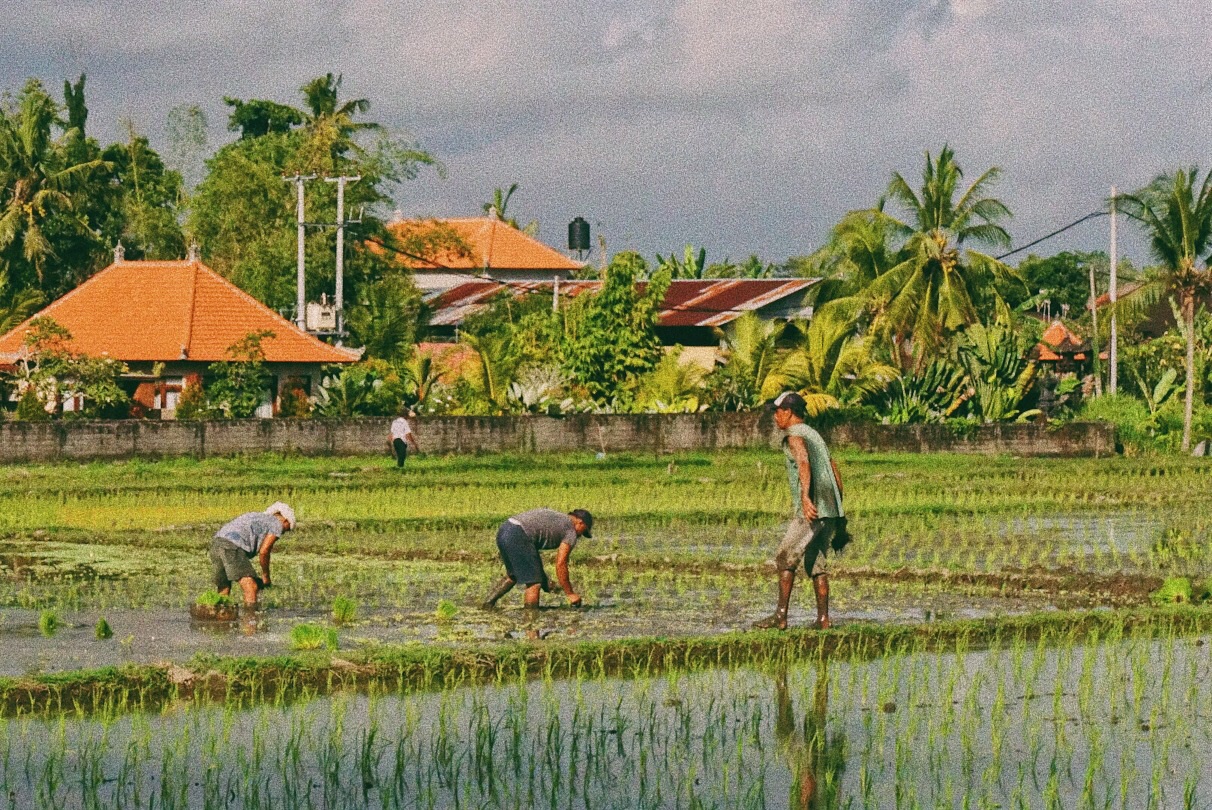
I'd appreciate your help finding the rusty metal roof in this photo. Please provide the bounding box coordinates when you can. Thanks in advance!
[424,278,818,328]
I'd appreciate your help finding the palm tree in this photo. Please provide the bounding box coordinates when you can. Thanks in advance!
[714,312,786,406]
[768,310,898,416]
[657,245,709,279]
[0,79,106,293]
[863,146,1018,367]
[483,183,538,235]
[1118,168,1212,451]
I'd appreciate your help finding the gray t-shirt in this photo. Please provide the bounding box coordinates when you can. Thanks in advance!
[510,508,579,551]
[215,512,282,555]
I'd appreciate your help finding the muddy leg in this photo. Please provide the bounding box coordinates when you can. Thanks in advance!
[523,583,542,608]
[813,574,830,629]
[753,569,796,629]
[481,576,516,609]
[237,576,259,608]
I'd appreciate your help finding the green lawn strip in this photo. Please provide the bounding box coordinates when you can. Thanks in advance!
[1,604,1208,717]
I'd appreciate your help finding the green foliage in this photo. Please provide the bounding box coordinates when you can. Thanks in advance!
[707,313,785,410]
[346,274,425,362]
[955,322,1039,423]
[207,331,273,418]
[94,617,113,640]
[562,252,670,404]
[1079,393,1153,453]
[174,381,209,420]
[657,245,709,279]
[194,590,238,609]
[882,358,967,424]
[636,349,706,413]
[1151,577,1194,605]
[1012,251,1110,314]
[8,316,128,417]
[289,622,337,651]
[331,596,357,625]
[311,362,409,418]
[276,383,312,418]
[13,386,49,421]
[38,609,59,637]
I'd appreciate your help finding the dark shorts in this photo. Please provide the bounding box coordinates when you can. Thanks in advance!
[392,438,408,466]
[496,521,547,588]
[209,537,257,590]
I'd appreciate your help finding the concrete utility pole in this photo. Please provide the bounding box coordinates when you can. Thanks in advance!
[285,174,316,330]
[1109,186,1118,394]
[325,175,360,336]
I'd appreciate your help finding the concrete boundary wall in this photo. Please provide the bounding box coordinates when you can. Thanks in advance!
[0,416,1116,463]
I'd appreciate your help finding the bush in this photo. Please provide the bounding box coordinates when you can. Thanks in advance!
[175,382,209,420]
[14,387,50,421]
[1079,393,1153,454]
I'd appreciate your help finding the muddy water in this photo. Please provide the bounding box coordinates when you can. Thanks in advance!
[1,634,1209,809]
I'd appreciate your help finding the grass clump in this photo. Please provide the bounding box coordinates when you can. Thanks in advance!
[38,609,59,637]
[194,591,238,609]
[435,599,458,621]
[94,617,113,640]
[331,596,357,625]
[1151,577,1194,605]
[290,623,337,651]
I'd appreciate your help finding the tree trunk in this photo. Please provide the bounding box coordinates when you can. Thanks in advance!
[1183,292,1195,452]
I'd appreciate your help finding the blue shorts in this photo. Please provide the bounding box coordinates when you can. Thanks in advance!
[496,521,547,588]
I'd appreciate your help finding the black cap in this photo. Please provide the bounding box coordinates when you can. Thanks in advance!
[570,509,593,538]
[766,390,808,417]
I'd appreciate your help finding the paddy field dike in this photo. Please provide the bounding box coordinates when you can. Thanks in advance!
[0,449,1210,808]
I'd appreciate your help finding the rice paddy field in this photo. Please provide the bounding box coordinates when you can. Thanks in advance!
[1,448,1212,808]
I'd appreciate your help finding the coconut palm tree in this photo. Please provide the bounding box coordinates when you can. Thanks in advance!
[714,312,786,406]
[0,79,106,293]
[1118,168,1212,451]
[863,146,1018,367]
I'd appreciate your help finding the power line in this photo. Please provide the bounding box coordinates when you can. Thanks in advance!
[996,210,1108,260]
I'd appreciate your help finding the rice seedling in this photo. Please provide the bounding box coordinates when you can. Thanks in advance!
[289,623,337,651]
[94,617,112,640]
[331,596,357,625]
[37,609,58,637]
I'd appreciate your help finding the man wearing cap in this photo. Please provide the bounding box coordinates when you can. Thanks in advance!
[481,508,594,609]
[209,502,296,607]
[753,391,847,630]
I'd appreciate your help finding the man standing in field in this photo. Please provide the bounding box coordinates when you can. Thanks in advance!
[210,502,295,607]
[389,409,419,468]
[481,508,594,609]
[753,391,847,630]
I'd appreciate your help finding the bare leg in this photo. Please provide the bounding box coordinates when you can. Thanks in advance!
[237,576,259,607]
[813,574,830,629]
[523,583,542,608]
[753,569,796,629]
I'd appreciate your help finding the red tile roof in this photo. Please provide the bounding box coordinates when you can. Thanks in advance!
[1031,320,1088,362]
[387,217,584,271]
[425,278,818,328]
[0,259,359,364]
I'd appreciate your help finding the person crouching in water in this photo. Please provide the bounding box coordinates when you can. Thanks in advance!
[753,391,847,630]
[210,502,295,607]
[481,508,594,609]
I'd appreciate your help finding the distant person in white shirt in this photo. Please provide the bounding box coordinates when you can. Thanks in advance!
[389,409,419,467]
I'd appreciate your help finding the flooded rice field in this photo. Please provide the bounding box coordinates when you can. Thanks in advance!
[1,629,1208,809]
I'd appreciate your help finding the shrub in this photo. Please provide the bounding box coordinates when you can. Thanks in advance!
[14,387,50,421]
[1079,393,1153,454]
[290,623,338,651]
[95,617,113,640]
[175,382,209,420]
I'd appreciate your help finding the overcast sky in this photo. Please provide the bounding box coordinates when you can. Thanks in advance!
[5,0,1211,266]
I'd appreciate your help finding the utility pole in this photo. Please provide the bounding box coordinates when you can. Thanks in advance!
[1109,186,1118,394]
[284,174,316,330]
[325,175,360,336]
[1089,259,1102,396]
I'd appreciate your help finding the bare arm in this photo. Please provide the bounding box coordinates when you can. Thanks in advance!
[787,435,817,520]
[555,542,581,604]
[258,534,277,584]
[406,431,419,452]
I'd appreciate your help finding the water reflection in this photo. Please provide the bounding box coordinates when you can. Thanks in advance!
[775,658,847,809]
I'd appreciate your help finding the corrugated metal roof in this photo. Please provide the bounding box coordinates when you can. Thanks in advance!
[424,278,818,328]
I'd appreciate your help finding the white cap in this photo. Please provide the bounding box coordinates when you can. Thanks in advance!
[265,502,296,530]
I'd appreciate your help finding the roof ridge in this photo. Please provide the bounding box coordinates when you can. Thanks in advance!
[0,260,138,348]
[182,261,199,358]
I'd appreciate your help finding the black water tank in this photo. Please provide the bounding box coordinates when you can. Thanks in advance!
[568,217,590,252]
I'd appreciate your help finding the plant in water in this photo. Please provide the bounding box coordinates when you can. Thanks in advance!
[435,599,458,621]
[332,596,357,625]
[1151,577,1194,605]
[290,622,337,651]
[94,617,113,639]
[194,590,238,609]
[38,609,59,637]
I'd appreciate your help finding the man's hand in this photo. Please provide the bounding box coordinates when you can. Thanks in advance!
[802,501,819,521]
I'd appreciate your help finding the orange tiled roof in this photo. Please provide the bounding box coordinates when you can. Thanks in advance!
[1031,320,1088,362]
[388,217,584,271]
[0,259,359,364]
